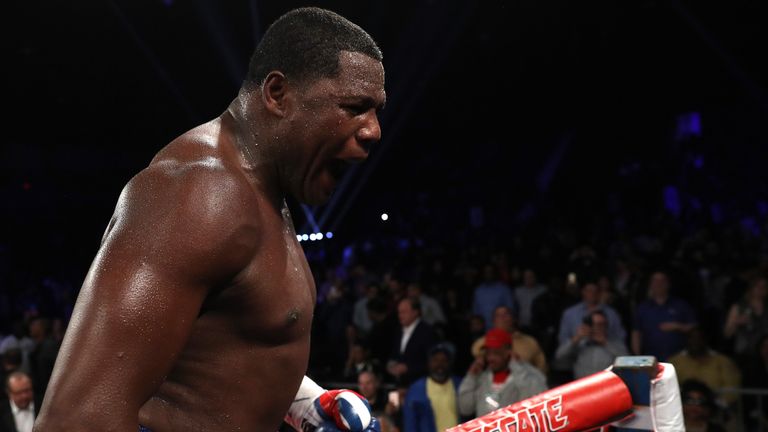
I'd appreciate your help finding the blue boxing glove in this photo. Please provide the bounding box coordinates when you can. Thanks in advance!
[285,377,379,432]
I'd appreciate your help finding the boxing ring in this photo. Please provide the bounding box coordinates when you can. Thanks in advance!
[446,356,684,432]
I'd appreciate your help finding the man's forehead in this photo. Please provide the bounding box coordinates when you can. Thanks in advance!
[10,376,31,388]
[336,52,386,98]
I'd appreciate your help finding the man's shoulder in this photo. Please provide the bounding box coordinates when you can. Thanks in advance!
[127,149,261,225]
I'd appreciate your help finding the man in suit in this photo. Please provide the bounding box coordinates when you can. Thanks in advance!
[386,297,436,386]
[2,371,40,432]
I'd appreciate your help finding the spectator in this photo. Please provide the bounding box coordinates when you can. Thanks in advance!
[403,344,462,432]
[472,264,515,331]
[0,322,33,376]
[557,281,626,347]
[471,306,547,374]
[680,379,726,432]
[2,371,40,432]
[1,350,24,394]
[357,371,388,417]
[366,297,399,368]
[554,310,628,379]
[406,283,446,327]
[458,328,546,418]
[512,269,547,331]
[722,275,768,363]
[669,328,741,416]
[343,340,381,381]
[632,271,697,361]
[387,298,436,386]
[353,283,383,336]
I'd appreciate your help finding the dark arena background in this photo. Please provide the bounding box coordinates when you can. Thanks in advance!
[4,1,768,431]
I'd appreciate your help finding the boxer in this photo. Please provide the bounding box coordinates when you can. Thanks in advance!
[33,7,385,432]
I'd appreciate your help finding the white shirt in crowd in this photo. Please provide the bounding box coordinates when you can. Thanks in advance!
[10,399,35,432]
[400,318,421,353]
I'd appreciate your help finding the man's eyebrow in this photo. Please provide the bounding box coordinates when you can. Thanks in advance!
[342,95,386,110]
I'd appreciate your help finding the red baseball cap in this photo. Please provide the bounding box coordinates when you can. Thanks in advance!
[483,328,512,349]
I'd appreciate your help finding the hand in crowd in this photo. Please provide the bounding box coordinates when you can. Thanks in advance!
[572,324,591,343]
[468,357,486,375]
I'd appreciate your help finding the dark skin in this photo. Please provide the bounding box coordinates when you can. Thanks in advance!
[34,51,385,432]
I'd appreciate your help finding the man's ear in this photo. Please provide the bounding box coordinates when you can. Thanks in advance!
[262,71,289,117]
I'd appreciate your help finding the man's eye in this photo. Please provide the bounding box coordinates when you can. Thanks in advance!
[343,105,367,115]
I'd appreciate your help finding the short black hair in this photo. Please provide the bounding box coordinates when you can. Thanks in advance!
[680,379,717,410]
[246,7,383,86]
[583,310,608,326]
[400,296,421,313]
[429,343,455,362]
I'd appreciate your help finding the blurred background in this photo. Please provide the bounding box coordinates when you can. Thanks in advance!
[4,1,768,431]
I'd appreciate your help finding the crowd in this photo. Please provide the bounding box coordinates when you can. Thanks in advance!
[2,204,768,431]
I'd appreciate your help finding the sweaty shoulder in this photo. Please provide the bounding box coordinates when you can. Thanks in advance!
[108,122,262,284]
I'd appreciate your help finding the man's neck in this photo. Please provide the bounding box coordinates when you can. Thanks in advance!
[221,105,285,206]
[403,318,420,331]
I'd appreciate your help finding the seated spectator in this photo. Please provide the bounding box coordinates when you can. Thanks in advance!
[458,329,547,418]
[669,328,741,417]
[343,340,381,381]
[357,371,388,417]
[632,271,697,361]
[403,344,462,432]
[680,379,726,432]
[471,306,547,374]
[554,310,628,379]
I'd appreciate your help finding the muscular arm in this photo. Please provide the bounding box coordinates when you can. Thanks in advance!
[34,162,258,431]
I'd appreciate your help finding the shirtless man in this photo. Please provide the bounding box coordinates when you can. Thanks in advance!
[33,7,385,431]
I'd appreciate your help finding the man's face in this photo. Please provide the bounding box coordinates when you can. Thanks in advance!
[484,346,511,373]
[397,299,419,327]
[581,283,599,305]
[428,351,451,383]
[591,314,608,337]
[649,272,669,297]
[682,390,709,422]
[285,51,386,205]
[493,307,514,331]
[7,375,33,409]
[357,372,378,400]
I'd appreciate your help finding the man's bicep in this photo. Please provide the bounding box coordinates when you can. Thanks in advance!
[48,237,209,413]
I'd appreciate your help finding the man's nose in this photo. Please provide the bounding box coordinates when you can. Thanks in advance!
[355,111,382,152]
